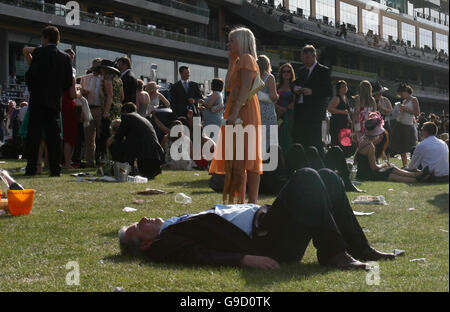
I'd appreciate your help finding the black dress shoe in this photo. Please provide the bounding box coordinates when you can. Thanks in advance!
[325,252,369,270]
[357,247,396,261]
[416,166,430,182]
[49,172,61,177]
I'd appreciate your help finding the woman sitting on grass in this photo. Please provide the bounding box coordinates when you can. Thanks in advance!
[355,115,430,183]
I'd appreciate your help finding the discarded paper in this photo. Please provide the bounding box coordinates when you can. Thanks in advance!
[410,258,426,262]
[122,207,137,212]
[353,211,375,216]
[352,195,387,205]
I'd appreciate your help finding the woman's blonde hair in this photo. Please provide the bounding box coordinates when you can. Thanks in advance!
[257,55,272,74]
[229,27,257,59]
[355,80,375,108]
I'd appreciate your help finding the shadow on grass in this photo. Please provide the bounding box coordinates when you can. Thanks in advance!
[427,193,449,214]
[240,262,329,287]
[102,252,331,285]
[167,179,210,188]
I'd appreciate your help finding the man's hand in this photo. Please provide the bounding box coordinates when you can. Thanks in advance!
[302,88,312,96]
[240,255,280,270]
[293,86,302,94]
[188,98,195,105]
[81,89,89,97]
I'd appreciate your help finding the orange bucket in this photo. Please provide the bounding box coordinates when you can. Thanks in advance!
[7,189,35,216]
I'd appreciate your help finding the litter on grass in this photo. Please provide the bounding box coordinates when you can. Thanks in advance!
[410,258,426,262]
[56,209,64,213]
[133,199,144,204]
[136,188,171,195]
[407,208,415,211]
[122,207,137,212]
[393,249,405,256]
[353,211,375,216]
[70,172,94,177]
[352,195,387,205]
[440,229,449,233]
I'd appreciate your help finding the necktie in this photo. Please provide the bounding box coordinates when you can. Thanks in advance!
[183,81,188,93]
[305,68,310,81]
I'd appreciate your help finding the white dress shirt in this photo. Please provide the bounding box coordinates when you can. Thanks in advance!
[408,135,449,177]
[306,61,318,79]
[121,69,131,78]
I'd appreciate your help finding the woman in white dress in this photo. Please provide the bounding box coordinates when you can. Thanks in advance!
[136,79,150,118]
[146,81,170,116]
[389,83,420,168]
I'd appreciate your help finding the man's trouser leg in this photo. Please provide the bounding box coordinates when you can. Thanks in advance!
[317,168,370,259]
[25,105,44,175]
[256,168,347,263]
[43,108,62,175]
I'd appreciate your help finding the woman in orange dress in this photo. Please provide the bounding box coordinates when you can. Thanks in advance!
[209,27,262,204]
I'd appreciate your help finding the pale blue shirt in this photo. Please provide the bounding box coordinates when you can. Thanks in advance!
[160,204,261,237]
[408,135,449,177]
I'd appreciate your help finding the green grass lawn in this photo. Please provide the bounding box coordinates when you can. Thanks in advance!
[0,159,448,292]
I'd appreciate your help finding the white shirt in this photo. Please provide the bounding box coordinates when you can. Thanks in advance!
[121,69,131,78]
[160,204,260,237]
[408,135,449,177]
[306,61,318,79]
[181,79,189,92]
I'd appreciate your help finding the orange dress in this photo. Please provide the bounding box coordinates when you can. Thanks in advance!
[209,54,263,203]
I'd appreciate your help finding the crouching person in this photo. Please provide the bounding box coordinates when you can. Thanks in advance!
[119,168,397,270]
[108,102,165,179]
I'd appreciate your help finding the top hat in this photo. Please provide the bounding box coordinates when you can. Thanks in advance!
[372,82,389,95]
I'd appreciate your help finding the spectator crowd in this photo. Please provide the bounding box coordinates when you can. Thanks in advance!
[0,24,448,273]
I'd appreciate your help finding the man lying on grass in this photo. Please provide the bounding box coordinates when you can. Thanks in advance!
[119,168,396,270]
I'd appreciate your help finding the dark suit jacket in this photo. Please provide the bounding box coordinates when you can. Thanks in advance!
[112,112,165,162]
[25,45,73,112]
[290,62,332,123]
[169,80,203,117]
[146,206,271,266]
[121,70,138,104]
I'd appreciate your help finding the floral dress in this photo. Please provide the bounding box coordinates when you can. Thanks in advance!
[103,75,123,120]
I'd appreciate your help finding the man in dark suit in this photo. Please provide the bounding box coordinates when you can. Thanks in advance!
[116,56,138,104]
[169,66,203,118]
[24,26,73,176]
[108,103,165,179]
[119,168,397,270]
[291,45,332,158]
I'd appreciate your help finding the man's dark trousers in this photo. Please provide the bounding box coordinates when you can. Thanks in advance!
[25,105,62,175]
[293,121,324,158]
[255,168,370,264]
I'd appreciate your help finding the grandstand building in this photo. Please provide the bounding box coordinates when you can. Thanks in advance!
[0,0,448,112]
